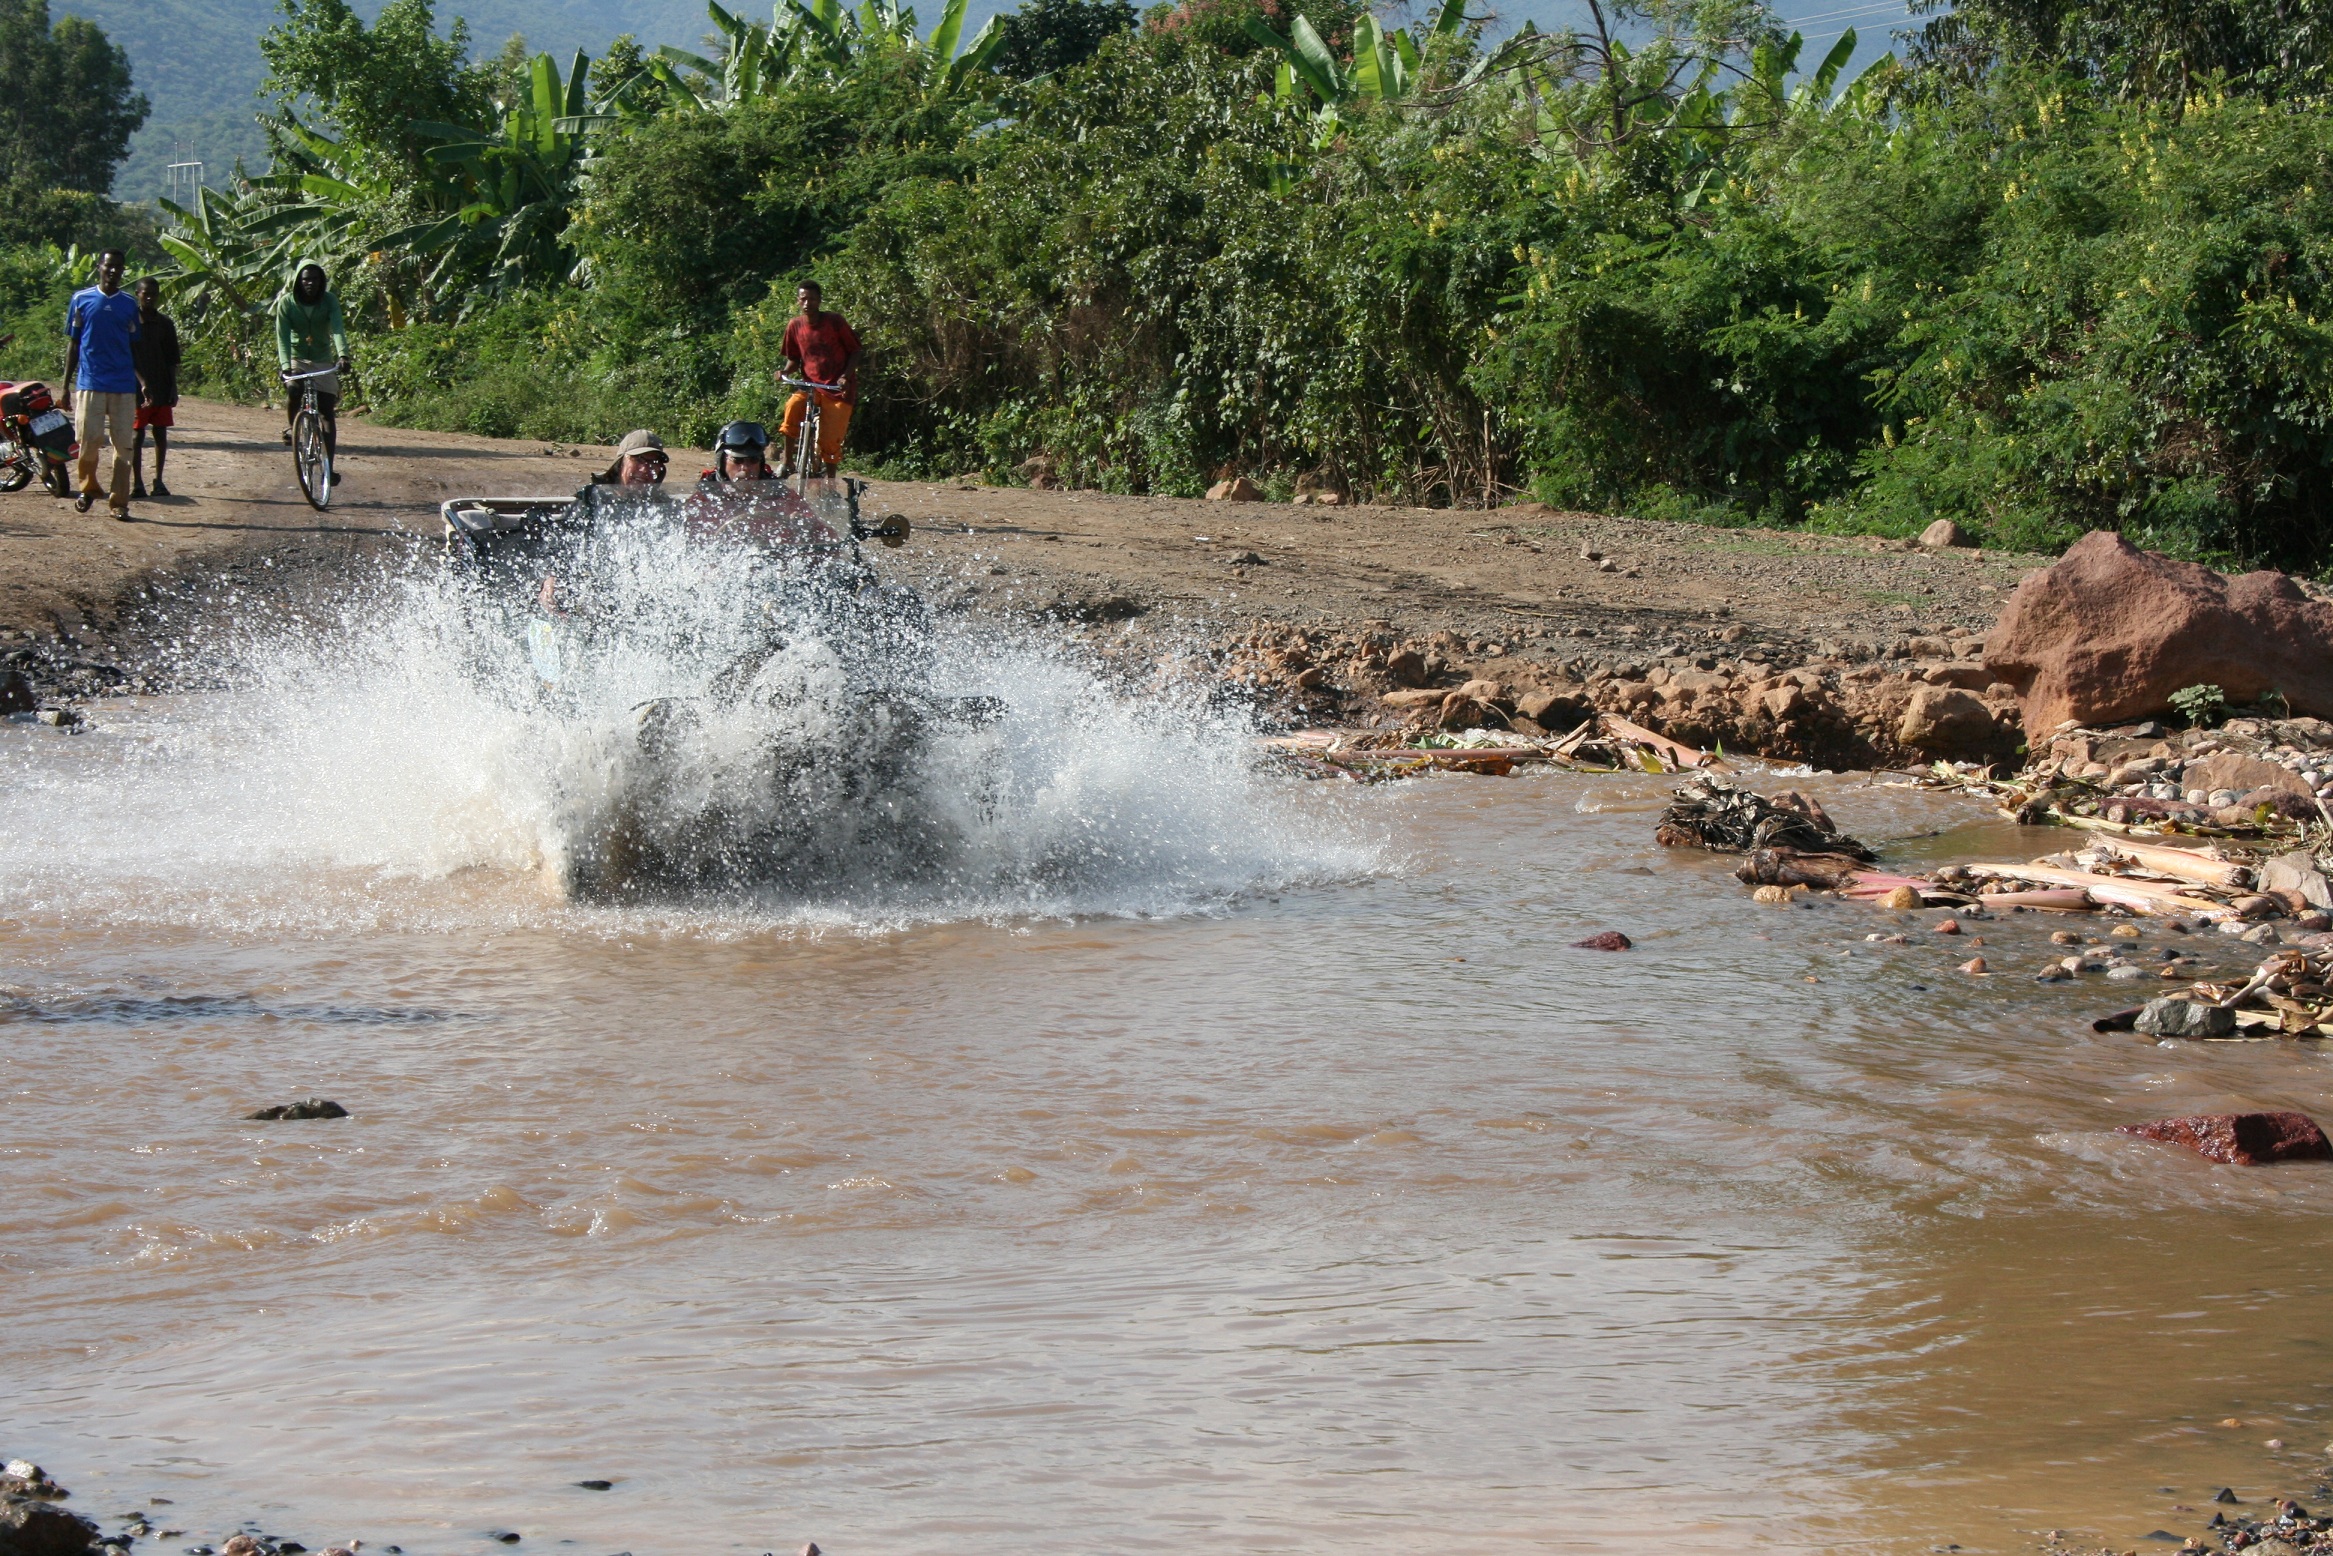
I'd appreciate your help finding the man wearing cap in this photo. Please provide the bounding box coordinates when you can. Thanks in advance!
[542,430,671,612]
[574,429,669,513]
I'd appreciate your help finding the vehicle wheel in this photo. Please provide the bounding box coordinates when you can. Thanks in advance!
[39,455,70,497]
[294,414,332,510]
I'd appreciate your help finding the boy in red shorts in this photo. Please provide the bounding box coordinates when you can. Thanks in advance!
[131,277,181,499]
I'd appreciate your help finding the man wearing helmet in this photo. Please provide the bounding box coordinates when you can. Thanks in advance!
[698,420,777,487]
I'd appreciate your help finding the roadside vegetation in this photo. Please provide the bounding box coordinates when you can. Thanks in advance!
[8,0,2333,569]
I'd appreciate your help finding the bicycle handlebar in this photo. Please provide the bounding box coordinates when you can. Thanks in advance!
[778,375,845,394]
[281,367,341,382]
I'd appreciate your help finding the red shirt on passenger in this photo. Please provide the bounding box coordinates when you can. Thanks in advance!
[782,312,861,391]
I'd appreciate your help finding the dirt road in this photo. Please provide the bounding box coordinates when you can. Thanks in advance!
[0,397,2043,707]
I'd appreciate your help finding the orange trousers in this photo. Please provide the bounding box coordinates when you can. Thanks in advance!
[780,389,852,469]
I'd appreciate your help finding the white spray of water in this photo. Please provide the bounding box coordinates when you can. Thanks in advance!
[3,520,1378,933]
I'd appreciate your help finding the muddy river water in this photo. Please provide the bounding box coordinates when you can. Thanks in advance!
[7,622,2333,1553]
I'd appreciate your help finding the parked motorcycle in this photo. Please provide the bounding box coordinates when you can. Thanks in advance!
[0,335,78,496]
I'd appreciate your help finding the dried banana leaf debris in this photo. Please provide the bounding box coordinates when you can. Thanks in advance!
[1257,713,1730,781]
[2143,947,2333,1037]
[1554,713,1735,775]
[1656,775,1875,860]
[1257,728,1542,779]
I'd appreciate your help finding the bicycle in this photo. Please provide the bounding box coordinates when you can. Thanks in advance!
[282,366,339,511]
[777,374,846,492]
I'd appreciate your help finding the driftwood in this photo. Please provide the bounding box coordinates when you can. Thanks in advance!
[1962,862,2237,919]
[2090,837,2250,891]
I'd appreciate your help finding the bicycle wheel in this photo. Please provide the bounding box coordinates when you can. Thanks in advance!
[294,412,332,510]
[793,401,820,490]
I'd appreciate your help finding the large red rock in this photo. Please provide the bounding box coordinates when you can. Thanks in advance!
[2115,1111,2333,1165]
[1983,531,2333,738]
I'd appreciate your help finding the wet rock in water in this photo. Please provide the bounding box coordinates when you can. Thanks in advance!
[1934,917,1962,935]
[1752,885,1793,904]
[1572,931,1633,951]
[0,1498,102,1556]
[0,670,32,715]
[0,1463,66,1504]
[1881,885,1922,910]
[244,1099,349,1121]
[2106,964,2149,981]
[1984,530,2333,736]
[2215,1489,2242,1504]
[2133,998,2236,1037]
[2117,1110,2333,1165]
[490,1534,520,1545]
[1958,956,1987,974]
[573,1481,614,1492]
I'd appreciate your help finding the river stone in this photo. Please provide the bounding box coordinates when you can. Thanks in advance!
[1572,931,1633,951]
[2116,1110,2333,1164]
[2133,998,2236,1037]
[2184,753,2312,800]
[1896,686,2000,758]
[2261,851,2333,910]
[0,1499,101,1556]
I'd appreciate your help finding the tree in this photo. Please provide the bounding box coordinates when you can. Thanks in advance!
[1907,0,2333,99]
[991,0,1136,78]
[0,0,148,195]
[259,0,497,179]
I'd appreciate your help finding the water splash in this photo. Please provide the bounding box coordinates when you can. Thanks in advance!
[1,512,1376,933]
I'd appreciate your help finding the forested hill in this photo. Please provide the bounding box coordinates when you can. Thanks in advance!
[60,0,715,198]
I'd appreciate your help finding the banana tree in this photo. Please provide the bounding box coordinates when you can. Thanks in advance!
[616,0,1003,109]
[1246,0,1468,143]
[411,50,595,296]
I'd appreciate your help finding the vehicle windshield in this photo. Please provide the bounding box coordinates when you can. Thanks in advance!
[678,481,847,552]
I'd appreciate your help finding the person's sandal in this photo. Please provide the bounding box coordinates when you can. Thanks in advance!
[74,492,94,513]
[151,479,170,498]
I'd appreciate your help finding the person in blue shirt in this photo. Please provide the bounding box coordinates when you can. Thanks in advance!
[62,248,141,520]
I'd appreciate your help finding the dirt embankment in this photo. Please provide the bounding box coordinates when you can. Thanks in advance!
[1,399,2047,764]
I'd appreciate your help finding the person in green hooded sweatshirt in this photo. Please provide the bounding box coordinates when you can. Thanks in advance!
[273,261,351,478]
